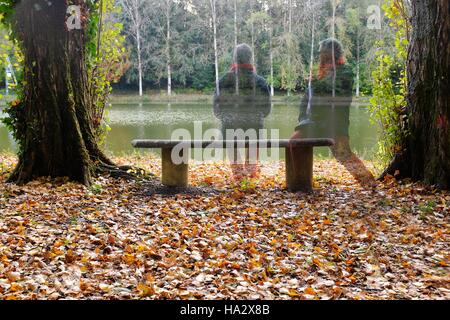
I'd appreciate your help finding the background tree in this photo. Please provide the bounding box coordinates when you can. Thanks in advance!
[273,0,304,97]
[118,0,149,96]
[90,0,128,142]
[210,0,220,94]
[112,0,380,96]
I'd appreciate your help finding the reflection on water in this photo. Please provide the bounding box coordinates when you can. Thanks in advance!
[0,102,379,159]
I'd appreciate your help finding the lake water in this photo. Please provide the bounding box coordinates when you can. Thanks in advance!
[0,102,379,160]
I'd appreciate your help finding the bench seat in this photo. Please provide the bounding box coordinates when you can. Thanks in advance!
[132,139,334,192]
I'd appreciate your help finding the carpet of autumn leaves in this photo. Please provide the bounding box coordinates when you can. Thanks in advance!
[0,152,449,300]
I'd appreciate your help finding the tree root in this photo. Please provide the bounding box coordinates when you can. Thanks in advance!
[95,163,152,182]
[378,152,411,181]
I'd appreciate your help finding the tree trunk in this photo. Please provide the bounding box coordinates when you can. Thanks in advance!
[234,0,238,48]
[250,6,256,69]
[234,0,239,95]
[210,0,220,95]
[9,0,115,185]
[356,31,360,98]
[132,2,143,97]
[287,0,293,97]
[166,0,172,97]
[307,7,315,115]
[136,26,143,96]
[383,0,450,189]
[269,27,274,97]
[250,0,256,68]
[288,0,292,34]
[331,0,337,98]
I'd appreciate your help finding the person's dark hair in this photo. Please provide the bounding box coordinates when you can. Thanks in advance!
[319,38,344,61]
[233,43,253,65]
[318,38,346,79]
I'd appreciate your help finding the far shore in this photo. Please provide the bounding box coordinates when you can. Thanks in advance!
[1,91,371,107]
[110,91,371,105]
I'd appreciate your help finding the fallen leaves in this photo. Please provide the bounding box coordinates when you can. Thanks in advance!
[137,283,155,297]
[304,287,316,295]
[7,271,20,282]
[0,153,449,300]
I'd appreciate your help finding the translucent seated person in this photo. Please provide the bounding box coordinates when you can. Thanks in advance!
[291,38,375,185]
[213,44,272,180]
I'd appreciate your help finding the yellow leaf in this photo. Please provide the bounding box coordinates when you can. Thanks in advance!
[137,283,155,297]
[136,244,148,253]
[10,283,22,292]
[313,257,323,267]
[122,253,135,265]
[288,289,300,297]
[99,283,111,292]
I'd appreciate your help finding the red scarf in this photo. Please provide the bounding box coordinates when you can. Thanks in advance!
[231,64,255,72]
[317,58,346,80]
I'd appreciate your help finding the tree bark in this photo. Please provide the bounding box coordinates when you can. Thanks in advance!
[383,0,450,189]
[307,5,315,115]
[250,0,256,69]
[8,0,116,185]
[135,3,143,97]
[356,31,360,98]
[331,0,337,98]
[269,27,274,97]
[234,0,239,95]
[166,0,172,97]
[137,27,143,97]
[286,0,293,97]
[210,0,220,95]
[234,0,238,48]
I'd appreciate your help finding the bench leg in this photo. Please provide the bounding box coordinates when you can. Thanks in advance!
[285,146,313,192]
[161,148,189,187]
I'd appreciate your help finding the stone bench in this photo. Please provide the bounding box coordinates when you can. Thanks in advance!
[131,139,334,192]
